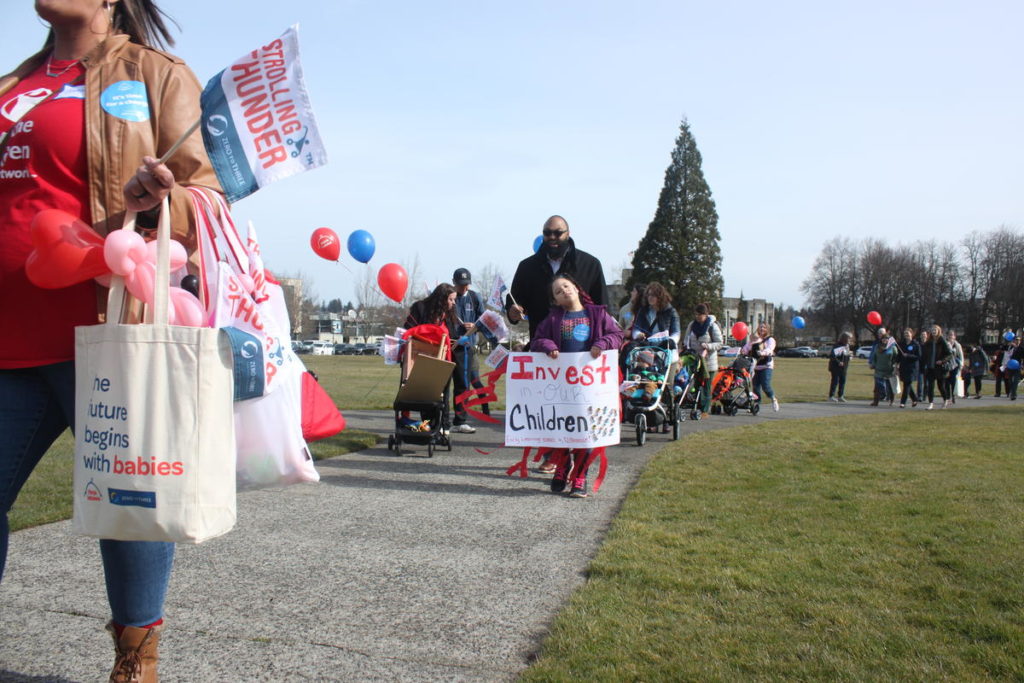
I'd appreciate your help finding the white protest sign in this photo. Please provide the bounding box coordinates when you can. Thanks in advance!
[487,275,508,310]
[504,351,619,448]
[484,345,509,369]
[478,309,509,342]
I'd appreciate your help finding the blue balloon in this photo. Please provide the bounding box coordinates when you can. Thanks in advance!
[533,235,543,253]
[1004,331,1016,342]
[1008,359,1021,371]
[792,316,806,329]
[347,230,376,263]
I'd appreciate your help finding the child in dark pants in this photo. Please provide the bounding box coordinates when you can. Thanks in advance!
[530,274,623,497]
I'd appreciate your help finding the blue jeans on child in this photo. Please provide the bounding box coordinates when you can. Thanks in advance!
[0,362,174,626]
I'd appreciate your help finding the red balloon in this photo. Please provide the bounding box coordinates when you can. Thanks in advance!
[866,310,882,326]
[731,321,749,340]
[377,263,408,303]
[25,209,109,289]
[310,227,340,261]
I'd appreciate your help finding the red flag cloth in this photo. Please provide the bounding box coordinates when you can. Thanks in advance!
[301,371,346,442]
[453,359,506,424]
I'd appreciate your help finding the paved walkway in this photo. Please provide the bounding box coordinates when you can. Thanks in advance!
[0,398,1016,681]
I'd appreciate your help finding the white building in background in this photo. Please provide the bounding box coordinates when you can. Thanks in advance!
[720,296,775,343]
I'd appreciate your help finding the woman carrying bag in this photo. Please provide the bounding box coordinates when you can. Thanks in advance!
[0,1,221,680]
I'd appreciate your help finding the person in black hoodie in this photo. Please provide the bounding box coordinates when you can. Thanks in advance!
[827,332,852,402]
[896,328,920,408]
[506,215,608,341]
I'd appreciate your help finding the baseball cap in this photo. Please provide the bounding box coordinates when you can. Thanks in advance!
[453,268,472,285]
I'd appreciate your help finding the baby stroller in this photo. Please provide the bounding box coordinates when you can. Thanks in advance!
[673,351,708,422]
[622,344,677,446]
[386,324,455,457]
[711,355,760,416]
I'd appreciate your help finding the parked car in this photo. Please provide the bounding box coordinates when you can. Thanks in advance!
[855,345,873,359]
[310,341,334,356]
[334,343,354,355]
[777,346,817,358]
[359,343,379,356]
[292,340,310,354]
[719,346,741,357]
[817,346,833,358]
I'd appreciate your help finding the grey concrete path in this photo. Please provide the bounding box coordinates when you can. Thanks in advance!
[1,397,1016,681]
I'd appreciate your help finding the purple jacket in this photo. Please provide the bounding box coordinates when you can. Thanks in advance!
[529,304,624,354]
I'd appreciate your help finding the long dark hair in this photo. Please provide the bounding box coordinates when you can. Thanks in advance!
[422,283,457,326]
[643,282,672,312]
[41,0,178,52]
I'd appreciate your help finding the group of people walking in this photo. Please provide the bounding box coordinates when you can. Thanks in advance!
[826,326,1022,408]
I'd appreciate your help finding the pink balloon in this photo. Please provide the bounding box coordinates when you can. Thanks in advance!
[125,261,156,306]
[144,239,187,272]
[104,229,148,276]
[169,287,205,326]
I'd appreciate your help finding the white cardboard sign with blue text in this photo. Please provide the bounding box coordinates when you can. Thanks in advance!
[504,351,620,448]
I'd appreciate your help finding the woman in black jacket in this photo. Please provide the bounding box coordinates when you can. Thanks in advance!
[828,333,852,402]
[920,324,954,409]
[896,328,920,407]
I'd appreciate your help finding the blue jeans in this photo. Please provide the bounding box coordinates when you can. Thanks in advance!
[753,367,775,400]
[0,362,174,626]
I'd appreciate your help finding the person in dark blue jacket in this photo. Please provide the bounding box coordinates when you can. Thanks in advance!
[896,328,920,407]
[450,268,497,433]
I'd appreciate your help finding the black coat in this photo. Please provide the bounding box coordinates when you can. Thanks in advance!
[896,340,920,380]
[507,238,608,340]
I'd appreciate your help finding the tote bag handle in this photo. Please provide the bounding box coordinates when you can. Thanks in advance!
[104,197,172,327]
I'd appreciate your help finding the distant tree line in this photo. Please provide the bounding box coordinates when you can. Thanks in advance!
[801,227,1023,343]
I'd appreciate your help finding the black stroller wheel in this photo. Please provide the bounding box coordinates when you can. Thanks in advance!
[635,413,647,446]
[751,402,760,416]
[387,434,395,451]
[427,441,434,457]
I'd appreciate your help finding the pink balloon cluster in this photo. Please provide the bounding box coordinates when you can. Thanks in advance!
[103,229,205,326]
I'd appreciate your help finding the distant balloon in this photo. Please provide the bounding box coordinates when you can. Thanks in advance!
[346,229,375,263]
[533,235,543,253]
[377,263,409,303]
[1004,331,1016,342]
[731,321,749,341]
[866,310,882,326]
[311,227,340,261]
[792,316,806,329]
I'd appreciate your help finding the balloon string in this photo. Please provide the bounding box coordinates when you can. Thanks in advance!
[335,260,354,275]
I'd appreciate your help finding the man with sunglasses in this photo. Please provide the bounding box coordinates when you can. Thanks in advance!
[506,215,608,341]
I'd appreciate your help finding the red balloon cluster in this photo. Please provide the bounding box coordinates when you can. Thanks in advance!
[866,310,882,326]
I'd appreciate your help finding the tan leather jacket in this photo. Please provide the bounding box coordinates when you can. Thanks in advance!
[0,35,222,315]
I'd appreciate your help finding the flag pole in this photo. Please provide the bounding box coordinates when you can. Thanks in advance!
[157,117,201,165]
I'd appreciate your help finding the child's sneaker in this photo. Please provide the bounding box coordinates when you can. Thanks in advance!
[569,478,588,498]
[550,461,571,493]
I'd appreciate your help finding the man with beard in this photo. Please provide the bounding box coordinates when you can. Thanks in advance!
[506,215,608,342]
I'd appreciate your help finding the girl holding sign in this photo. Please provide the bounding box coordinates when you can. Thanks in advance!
[530,275,623,497]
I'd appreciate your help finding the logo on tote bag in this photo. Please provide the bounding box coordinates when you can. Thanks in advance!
[84,479,102,502]
[109,488,157,508]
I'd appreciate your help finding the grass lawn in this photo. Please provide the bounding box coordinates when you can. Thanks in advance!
[523,406,1024,681]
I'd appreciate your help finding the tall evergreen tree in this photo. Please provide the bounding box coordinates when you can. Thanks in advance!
[630,118,723,315]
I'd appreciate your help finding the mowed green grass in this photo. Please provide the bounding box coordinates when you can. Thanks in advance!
[523,407,1024,681]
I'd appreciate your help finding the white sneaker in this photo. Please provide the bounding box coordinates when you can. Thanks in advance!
[926,403,934,410]
[829,396,838,402]
[838,397,847,403]
[772,398,780,412]
[452,424,476,434]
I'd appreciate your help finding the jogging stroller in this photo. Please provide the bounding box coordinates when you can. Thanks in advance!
[673,351,708,421]
[622,344,678,446]
[386,324,455,457]
[711,355,760,416]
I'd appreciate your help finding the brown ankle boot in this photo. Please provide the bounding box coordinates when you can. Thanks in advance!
[107,621,162,683]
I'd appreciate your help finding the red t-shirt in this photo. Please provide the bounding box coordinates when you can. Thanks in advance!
[0,58,98,368]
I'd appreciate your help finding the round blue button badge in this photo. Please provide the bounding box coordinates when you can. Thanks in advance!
[101,81,150,122]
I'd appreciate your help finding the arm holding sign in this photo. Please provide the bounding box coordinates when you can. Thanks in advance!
[590,306,624,358]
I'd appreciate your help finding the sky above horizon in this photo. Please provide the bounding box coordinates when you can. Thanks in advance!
[4,1,1021,310]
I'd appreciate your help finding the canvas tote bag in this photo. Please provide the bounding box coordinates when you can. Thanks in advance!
[72,199,236,543]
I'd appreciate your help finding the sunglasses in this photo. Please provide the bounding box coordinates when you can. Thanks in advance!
[542,229,567,237]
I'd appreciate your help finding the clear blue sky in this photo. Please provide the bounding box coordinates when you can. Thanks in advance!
[4,1,1021,310]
